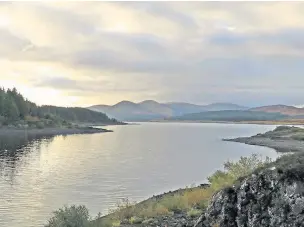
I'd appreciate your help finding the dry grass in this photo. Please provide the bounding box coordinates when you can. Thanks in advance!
[107,186,213,223]
[187,209,202,218]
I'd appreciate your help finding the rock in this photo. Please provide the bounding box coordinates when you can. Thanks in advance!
[194,153,304,227]
[121,219,129,224]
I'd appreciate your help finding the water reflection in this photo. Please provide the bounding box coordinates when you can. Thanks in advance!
[0,134,54,183]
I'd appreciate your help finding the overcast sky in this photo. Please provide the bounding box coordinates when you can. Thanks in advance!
[1,2,304,107]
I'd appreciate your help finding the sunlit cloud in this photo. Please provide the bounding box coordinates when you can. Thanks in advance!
[0,2,304,107]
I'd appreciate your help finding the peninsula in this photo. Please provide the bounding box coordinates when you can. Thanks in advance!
[223,126,304,153]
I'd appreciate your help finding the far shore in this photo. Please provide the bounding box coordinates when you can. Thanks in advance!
[149,119,304,126]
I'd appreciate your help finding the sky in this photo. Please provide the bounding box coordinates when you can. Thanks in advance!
[1,1,304,107]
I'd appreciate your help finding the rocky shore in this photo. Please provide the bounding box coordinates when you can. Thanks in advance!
[194,152,304,227]
[223,126,304,153]
[191,126,304,227]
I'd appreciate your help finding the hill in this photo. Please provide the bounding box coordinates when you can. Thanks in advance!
[168,110,288,122]
[0,88,121,128]
[88,101,248,121]
[250,104,304,116]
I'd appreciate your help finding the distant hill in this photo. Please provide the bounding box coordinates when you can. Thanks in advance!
[250,105,304,116]
[169,110,288,122]
[88,101,248,121]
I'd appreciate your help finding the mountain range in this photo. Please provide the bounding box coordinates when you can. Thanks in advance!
[88,101,304,122]
[250,105,304,116]
[88,100,248,121]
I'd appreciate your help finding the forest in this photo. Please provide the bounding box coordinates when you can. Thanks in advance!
[0,87,120,128]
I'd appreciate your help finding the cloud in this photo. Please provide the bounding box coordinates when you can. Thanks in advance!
[1,2,304,107]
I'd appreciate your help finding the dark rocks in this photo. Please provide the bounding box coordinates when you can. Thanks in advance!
[194,153,304,227]
[120,212,197,227]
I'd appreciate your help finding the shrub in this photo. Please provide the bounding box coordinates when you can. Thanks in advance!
[129,216,143,224]
[207,170,235,191]
[45,205,90,227]
[109,198,136,220]
[208,154,271,192]
[112,220,121,227]
[223,154,271,179]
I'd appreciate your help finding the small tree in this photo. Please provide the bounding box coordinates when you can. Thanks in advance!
[208,154,271,191]
[45,205,90,227]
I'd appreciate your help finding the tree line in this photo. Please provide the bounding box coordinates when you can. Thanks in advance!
[0,87,119,126]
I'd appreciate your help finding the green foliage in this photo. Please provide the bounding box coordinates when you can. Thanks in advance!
[111,220,121,227]
[0,87,120,127]
[39,106,117,124]
[109,198,136,220]
[45,205,90,227]
[208,154,271,191]
[207,170,235,191]
[129,216,143,224]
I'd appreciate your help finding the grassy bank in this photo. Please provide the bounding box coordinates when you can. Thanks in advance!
[45,154,271,227]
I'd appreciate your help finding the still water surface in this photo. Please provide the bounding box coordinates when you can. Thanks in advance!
[0,123,278,227]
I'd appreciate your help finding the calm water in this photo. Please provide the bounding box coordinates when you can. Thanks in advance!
[0,123,278,227]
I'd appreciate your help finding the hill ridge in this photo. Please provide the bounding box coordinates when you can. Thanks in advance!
[87,100,248,121]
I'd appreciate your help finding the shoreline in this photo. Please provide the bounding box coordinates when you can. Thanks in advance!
[0,127,113,137]
[149,119,304,126]
[223,126,304,153]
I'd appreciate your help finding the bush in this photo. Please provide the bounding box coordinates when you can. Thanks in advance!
[129,216,143,224]
[223,154,271,179]
[208,154,271,191]
[112,220,121,227]
[45,205,90,227]
[109,198,136,220]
